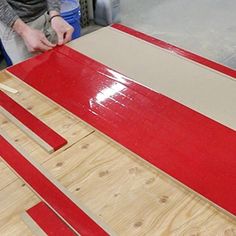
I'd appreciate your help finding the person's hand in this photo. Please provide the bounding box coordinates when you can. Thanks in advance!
[50,15,74,45]
[22,27,56,52]
[13,19,55,53]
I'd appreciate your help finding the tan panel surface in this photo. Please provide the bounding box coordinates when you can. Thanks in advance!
[0,71,235,235]
[68,27,236,130]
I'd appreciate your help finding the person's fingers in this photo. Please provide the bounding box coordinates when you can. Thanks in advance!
[56,31,64,45]
[37,41,53,52]
[41,36,56,47]
[64,29,73,43]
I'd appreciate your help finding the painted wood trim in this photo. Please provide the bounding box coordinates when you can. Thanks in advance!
[21,212,47,236]
[0,91,67,153]
[0,130,114,236]
[26,202,77,236]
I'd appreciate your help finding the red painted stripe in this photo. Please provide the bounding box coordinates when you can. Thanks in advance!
[0,135,109,236]
[7,46,236,216]
[0,91,67,151]
[112,24,236,79]
[27,202,76,235]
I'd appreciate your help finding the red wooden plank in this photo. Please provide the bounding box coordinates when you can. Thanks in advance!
[112,24,236,79]
[0,135,109,236]
[27,202,76,235]
[0,91,67,152]
[7,43,236,217]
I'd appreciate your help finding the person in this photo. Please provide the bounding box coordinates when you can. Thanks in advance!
[0,0,74,64]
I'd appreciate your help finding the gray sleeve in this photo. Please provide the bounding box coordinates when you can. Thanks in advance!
[0,0,19,27]
[47,0,61,13]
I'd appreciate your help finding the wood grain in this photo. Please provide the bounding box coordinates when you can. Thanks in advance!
[21,212,47,236]
[0,67,236,235]
[42,132,236,235]
[0,179,39,235]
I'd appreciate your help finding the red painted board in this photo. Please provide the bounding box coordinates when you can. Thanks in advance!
[0,90,67,152]
[112,24,236,79]
[27,202,76,235]
[7,44,236,216]
[0,135,109,236]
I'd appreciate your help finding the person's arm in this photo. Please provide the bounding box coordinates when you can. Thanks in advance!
[0,0,19,27]
[47,0,74,45]
[13,19,55,52]
[47,0,61,14]
[0,0,55,52]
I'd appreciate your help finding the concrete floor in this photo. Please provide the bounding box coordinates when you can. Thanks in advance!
[120,0,236,69]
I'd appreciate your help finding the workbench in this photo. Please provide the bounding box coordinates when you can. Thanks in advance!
[0,25,235,235]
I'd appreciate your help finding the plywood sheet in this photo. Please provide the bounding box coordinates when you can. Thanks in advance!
[7,45,236,216]
[0,133,110,236]
[1,27,236,235]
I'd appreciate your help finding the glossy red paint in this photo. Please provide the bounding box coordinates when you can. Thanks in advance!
[0,91,67,151]
[27,202,76,235]
[0,135,109,236]
[112,24,236,79]
[7,43,236,216]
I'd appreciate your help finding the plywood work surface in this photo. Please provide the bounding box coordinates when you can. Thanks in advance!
[0,71,236,235]
[7,45,236,216]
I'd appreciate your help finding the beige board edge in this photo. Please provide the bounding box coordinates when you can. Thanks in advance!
[0,106,54,154]
[0,128,117,236]
[21,212,47,236]
[108,27,236,82]
[4,70,236,221]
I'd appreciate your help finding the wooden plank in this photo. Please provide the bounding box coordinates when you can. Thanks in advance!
[26,202,76,235]
[0,72,94,164]
[0,131,114,236]
[0,91,67,153]
[0,111,235,234]
[7,45,236,216]
[0,159,16,191]
[0,88,95,202]
[21,212,46,236]
[0,83,18,94]
[42,132,236,235]
[1,215,34,236]
[0,179,39,235]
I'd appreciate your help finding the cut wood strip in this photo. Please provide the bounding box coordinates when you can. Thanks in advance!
[0,106,53,153]
[0,91,67,153]
[26,202,76,236]
[0,83,18,94]
[0,130,113,236]
[6,44,236,217]
[21,212,47,236]
[112,24,236,79]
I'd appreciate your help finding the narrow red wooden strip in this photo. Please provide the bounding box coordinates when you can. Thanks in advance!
[27,202,76,236]
[7,45,236,217]
[0,91,67,152]
[0,135,109,236]
[112,24,236,79]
